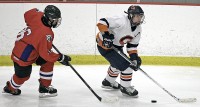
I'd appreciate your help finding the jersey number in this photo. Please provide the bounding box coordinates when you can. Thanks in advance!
[16,27,31,41]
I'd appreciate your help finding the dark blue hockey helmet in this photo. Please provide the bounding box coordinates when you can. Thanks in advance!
[44,5,62,28]
[125,5,145,26]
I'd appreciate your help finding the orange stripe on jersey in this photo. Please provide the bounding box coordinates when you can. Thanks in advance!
[127,50,138,55]
[97,23,108,32]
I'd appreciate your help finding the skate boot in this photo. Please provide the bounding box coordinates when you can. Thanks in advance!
[2,81,21,95]
[102,79,120,89]
[120,86,138,97]
[39,83,57,98]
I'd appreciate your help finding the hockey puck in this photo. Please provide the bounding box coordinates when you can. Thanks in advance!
[151,100,157,103]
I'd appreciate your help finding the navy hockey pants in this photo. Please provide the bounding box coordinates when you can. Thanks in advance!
[97,45,130,71]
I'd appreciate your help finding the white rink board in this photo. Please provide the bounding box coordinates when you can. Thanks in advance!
[0,3,200,56]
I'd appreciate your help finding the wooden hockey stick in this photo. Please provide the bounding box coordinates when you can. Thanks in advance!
[112,46,196,103]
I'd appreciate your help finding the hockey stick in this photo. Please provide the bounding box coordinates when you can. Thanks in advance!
[112,46,196,103]
[52,44,118,102]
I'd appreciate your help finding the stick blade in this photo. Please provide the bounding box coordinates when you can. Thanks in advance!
[177,98,197,103]
[101,96,119,103]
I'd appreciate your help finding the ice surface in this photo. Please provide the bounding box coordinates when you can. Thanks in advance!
[0,65,200,107]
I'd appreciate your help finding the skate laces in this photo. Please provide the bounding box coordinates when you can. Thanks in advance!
[46,85,55,92]
[111,81,119,87]
[126,86,135,93]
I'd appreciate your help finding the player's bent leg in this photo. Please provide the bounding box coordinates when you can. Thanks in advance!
[98,45,130,90]
[3,81,21,95]
[39,61,57,98]
[3,75,30,95]
[3,62,32,95]
[120,86,138,97]
[38,79,57,98]
[102,79,120,89]
[102,66,120,89]
[120,67,138,97]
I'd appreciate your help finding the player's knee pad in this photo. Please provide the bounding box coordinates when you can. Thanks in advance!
[14,62,32,78]
[35,56,47,65]
[40,62,54,72]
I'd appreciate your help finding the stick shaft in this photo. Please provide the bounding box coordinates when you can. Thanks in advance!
[112,46,179,101]
[52,44,102,101]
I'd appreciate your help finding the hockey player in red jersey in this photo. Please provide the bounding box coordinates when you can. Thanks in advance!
[3,5,71,98]
[96,5,144,97]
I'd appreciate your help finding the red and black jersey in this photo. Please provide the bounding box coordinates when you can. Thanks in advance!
[11,8,60,66]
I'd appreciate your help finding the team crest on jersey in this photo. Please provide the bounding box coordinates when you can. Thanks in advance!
[46,35,52,42]
[120,35,133,45]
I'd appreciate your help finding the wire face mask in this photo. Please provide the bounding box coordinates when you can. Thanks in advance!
[125,5,145,26]
[50,18,62,28]
[130,14,145,26]
[44,5,62,28]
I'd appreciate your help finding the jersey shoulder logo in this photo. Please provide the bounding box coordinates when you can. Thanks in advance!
[46,35,52,42]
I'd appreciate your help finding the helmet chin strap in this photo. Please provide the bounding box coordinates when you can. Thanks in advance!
[129,16,140,27]
[130,15,143,27]
[131,22,140,26]
[125,10,145,27]
[46,18,60,28]
[51,21,57,28]
[128,16,140,32]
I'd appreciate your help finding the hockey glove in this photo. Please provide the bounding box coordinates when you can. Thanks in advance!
[102,31,114,48]
[129,53,142,71]
[57,54,71,66]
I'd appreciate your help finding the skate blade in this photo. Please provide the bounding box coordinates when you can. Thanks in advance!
[122,93,139,98]
[39,93,58,98]
[101,85,120,90]
[2,90,10,94]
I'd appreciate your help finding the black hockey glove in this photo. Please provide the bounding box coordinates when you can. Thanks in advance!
[129,53,142,71]
[102,31,114,48]
[57,54,71,66]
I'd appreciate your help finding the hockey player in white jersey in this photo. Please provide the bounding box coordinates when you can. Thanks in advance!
[96,5,144,97]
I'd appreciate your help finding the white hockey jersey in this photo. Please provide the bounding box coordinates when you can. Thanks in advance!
[97,15,141,54]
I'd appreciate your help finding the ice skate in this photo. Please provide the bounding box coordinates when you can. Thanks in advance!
[39,82,57,98]
[102,79,120,89]
[120,86,138,97]
[2,81,21,95]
